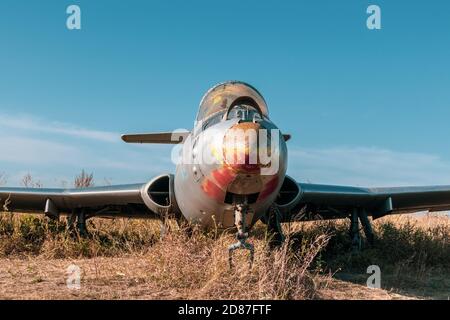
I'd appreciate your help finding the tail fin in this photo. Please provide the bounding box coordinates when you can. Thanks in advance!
[122,131,289,144]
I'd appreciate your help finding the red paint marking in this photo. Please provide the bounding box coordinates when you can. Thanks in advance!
[212,166,236,188]
[201,179,224,201]
[259,175,279,200]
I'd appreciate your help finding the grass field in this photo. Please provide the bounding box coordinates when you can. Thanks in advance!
[0,212,448,299]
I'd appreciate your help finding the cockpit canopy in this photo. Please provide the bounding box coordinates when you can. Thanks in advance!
[196,81,269,122]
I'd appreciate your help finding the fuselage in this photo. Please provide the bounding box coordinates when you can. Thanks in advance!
[174,81,288,230]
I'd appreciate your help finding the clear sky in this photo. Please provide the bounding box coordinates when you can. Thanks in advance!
[1,0,450,187]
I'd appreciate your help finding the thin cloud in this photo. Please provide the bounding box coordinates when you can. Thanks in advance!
[0,136,83,166]
[2,111,450,188]
[0,113,119,143]
[0,135,171,173]
[289,146,450,187]
[0,113,173,186]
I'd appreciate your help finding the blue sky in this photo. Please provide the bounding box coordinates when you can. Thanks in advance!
[1,0,450,187]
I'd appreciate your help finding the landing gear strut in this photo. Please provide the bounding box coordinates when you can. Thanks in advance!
[267,204,285,248]
[350,208,361,251]
[349,208,374,251]
[358,208,374,246]
[68,209,89,237]
[228,202,254,269]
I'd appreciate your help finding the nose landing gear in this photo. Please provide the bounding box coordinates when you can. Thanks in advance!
[228,202,254,269]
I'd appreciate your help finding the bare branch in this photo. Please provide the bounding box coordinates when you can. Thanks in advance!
[2,194,11,211]
[0,173,6,186]
[60,180,68,189]
[21,173,43,188]
[21,173,32,188]
[74,169,94,188]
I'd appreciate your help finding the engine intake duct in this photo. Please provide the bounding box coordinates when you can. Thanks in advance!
[274,175,302,215]
[140,174,180,217]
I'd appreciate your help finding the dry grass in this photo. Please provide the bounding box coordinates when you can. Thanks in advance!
[0,214,331,299]
[301,214,450,299]
[0,212,448,299]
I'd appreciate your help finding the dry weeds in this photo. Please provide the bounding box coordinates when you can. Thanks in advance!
[0,212,448,300]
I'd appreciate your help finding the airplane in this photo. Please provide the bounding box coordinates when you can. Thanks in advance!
[2,80,450,265]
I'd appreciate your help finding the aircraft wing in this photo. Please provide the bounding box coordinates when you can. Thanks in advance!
[284,182,450,221]
[0,183,158,219]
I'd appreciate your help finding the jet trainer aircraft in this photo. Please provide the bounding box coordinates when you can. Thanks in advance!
[2,81,450,263]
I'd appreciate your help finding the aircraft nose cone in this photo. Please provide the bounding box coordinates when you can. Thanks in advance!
[223,122,264,173]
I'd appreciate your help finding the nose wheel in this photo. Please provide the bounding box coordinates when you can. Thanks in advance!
[228,203,254,269]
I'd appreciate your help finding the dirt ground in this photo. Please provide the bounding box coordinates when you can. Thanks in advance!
[0,255,446,300]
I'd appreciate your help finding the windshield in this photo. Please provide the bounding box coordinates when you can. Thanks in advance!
[196,81,269,122]
[227,105,262,122]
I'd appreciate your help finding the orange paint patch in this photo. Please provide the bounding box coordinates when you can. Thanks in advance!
[201,179,225,201]
[223,121,262,174]
[212,166,236,188]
